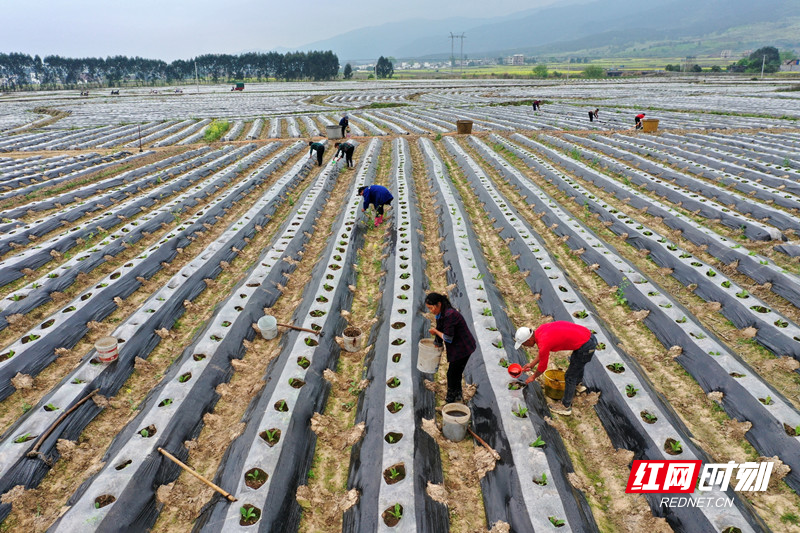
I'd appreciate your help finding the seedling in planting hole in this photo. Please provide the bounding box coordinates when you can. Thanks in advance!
[178,373,190,383]
[247,470,261,481]
[482,308,493,316]
[513,405,528,418]
[240,507,258,522]
[760,396,773,405]
[669,440,682,453]
[95,502,100,509]
[574,310,588,318]
[721,280,731,288]
[537,473,548,485]
[549,517,565,527]
[323,283,333,291]
[675,316,687,323]
[297,356,310,369]
[625,384,638,397]
[140,428,149,438]
[14,433,32,443]
[474,273,484,280]
[499,359,509,368]
[391,402,403,412]
[642,412,658,423]
[608,362,624,372]
[736,290,749,298]
[277,400,286,411]
[389,468,400,480]
[389,377,401,387]
[387,434,396,443]
[388,503,403,520]
[45,403,58,411]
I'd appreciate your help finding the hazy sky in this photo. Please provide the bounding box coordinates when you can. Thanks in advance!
[1,0,559,61]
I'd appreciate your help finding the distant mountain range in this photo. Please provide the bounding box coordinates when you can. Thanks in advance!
[289,0,800,61]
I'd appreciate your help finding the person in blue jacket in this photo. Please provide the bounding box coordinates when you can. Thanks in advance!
[339,115,349,137]
[358,185,393,226]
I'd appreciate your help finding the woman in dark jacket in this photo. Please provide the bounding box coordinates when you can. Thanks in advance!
[425,292,477,403]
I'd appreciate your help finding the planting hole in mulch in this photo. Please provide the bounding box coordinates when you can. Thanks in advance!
[784,423,798,437]
[382,503,403,527]
[548,516,566,528]
[664,438,683,455]
[387,402,404,413]
[391,322,406,329]
[729,372,745,378]
[288,378,305,389]
[533,473,548,486]
[758,397,773,405]
[158,398,173,407]
[383,463,406,485]
[41,319,55,329]
[640,410,658,424]
[274,399,289,412]
[721,528,742,533]
[239,504,261,526]
[94,494,116,509]
[297,356,310,369]
[385,432,403,444]
[178,372,192,383]
[244,468,268,489]
[386,377,401,388]
[606,363,625,373]
[391,353,401,363]
[311,323,322,331]
[397,308,407,314]
[114,459,132,470]
[44,404,58,411]
[508,381,525,390]
[259,428,281,446]
[391,338,405,345]
[13,433,36,443]
[343,327,360,337]
[0,351,14,361]
[310,310,326,317]
[304,338,318,347]
[193,353,206,361]
[139,425,157,438]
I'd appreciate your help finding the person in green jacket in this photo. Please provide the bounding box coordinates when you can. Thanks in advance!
[308,141,325,166]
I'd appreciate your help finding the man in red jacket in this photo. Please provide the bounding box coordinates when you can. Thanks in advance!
[514,321,597,416]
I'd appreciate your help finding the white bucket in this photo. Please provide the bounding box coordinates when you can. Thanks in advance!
[95,336,119,364]
[442,403,471,442]
[342,327,362,352]
[417,339,442,374]
[257,315,278,340]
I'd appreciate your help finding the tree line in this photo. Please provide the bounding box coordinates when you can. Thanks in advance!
[0,50,340,90]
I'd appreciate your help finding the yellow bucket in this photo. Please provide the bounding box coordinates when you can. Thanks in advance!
[543,369,565,400]
[641,119,659,133]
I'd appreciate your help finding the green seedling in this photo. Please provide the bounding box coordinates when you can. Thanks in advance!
[45,403,58,411]
[482,308,493,316]
[11,294,23,301]
[529,437,545,448]
[387,503,403,520]
[14,433,32,443]
[676,316,687,323]
[474,273,484,280]
[608,362,624,372]
[31,283,41,289]
[22,402,32,413]
[389,377,401,387]
[140,428,149,438]
[277,400,286,410]
[246,470,261,481]
[264,429,278,441]
[614,287,627,307]
[513,404,528,418]
[736,290,749,298]
[178,374,190,383]
[721,280,731,288]
[574,310,588,318]
[537,473,548,485]
[387,434,396,443]
[95,502,100,509]
[761,396,773,405]
[390,402,403,412]
[625,384,639,397]
[389,467,400,480]
[240,506,257,522]
[498,359,509,368]
[669,440,682,453]
[549,517,565,527]
[642,412,657,423]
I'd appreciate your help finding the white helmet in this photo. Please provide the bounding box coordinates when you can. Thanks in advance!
[514,327,533,349]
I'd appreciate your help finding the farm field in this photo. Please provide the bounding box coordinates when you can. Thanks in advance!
[0,77,798,533]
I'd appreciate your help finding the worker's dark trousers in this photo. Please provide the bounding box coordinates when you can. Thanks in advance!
[589,111,594,122]
[562,334,597,408]
[315,149,324,166]
[375,199,391,216]
[446,355,471,403]
[344,147,354,167]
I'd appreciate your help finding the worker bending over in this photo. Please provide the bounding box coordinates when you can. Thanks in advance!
[514,321,596,416]
[334,141,356,168]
